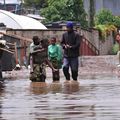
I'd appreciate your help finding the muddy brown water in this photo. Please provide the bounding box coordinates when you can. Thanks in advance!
[0,74,120,120]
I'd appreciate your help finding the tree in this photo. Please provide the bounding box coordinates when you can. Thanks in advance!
[113,16,120,27]
[95,9,120,27]
[23,0,48,9]
[40,0,88,28]
[95,9,114,25]
[95,9,120,40]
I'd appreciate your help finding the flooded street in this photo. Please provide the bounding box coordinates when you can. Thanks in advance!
[0,75,120,120]
[0,56,120,120]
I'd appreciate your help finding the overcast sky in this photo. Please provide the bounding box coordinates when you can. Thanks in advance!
[0,0,20,4]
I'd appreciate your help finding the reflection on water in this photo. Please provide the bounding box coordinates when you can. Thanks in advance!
[30,81,80,95]
[30,82,49,95]
[0,75,120,120]
[49,82,62,93]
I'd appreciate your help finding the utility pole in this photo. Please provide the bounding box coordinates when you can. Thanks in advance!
[89,0,95,27]
[3,0,6,10]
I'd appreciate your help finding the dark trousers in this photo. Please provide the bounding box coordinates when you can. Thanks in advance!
[63,57,79,81]
[51,58,60,82]
[52,70,60,81]
[0,60,2,81]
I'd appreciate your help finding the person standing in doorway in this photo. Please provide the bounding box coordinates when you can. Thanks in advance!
[61,21,82,83]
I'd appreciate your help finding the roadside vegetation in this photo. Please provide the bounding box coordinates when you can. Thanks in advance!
[95,9,120,40]
[94,9,120,54]
[23,0,120,54]
[23,0,88,28]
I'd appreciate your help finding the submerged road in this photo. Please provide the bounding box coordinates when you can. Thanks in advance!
[0,55,120,120]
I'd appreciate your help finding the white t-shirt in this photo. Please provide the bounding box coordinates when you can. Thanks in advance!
[30,42,35,53]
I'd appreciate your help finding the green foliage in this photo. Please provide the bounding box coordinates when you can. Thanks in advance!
[23,0,88,28]
[95,24,117,40]
[95,9,120,27]
[95,24,107,40]
[113,16,120,27]
[40,0,88,28]
[111,43,119,55]
[40,0,67,22]
[95,9,113,25]
[95,9,120,40]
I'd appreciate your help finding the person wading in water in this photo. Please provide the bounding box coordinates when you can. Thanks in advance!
[29,36,57,82]
[48,37,63,82]
[61,21,82,83]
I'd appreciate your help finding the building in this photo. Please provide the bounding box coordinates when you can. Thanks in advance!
[45,21,81,30]
[0,10,47,29]
[0,0,21,14]
[0,3,21,13]
[0,9,47,71]
[84,0,120,16]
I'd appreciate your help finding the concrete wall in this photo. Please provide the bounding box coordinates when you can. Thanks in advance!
[80,28,114,55]
[80,28,99,50]
[99,32,114,55]
[7,29,66,42]
[6,28,114,55]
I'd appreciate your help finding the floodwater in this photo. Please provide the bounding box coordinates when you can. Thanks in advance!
[0,74,120,120]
